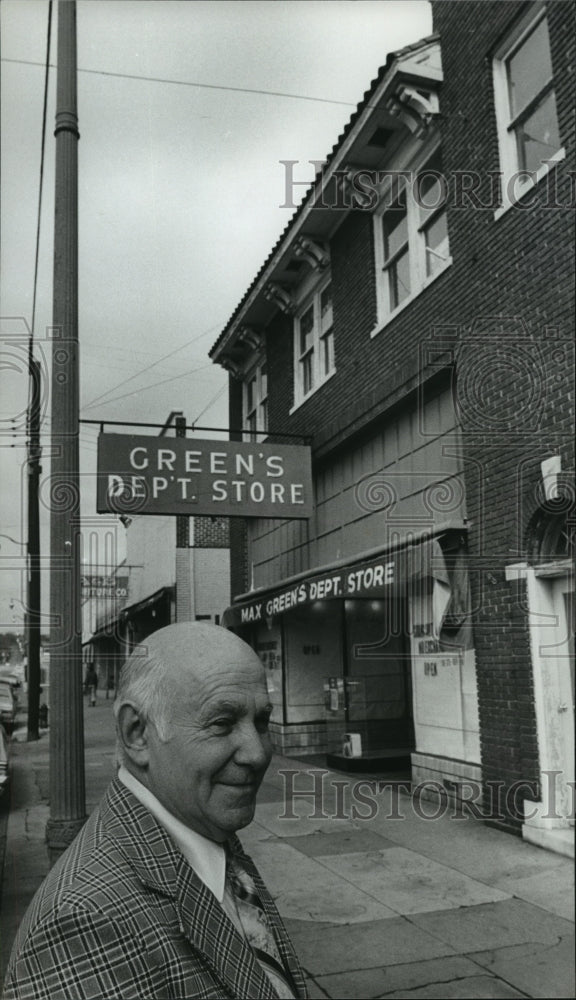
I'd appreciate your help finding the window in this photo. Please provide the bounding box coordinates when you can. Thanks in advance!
[493,8,563,212]
[419,166,450,279]
[375,149,450,325]
[293,278,335,407]
[243,359,268,441]
[528,499,575,564]
[382,193,410,310]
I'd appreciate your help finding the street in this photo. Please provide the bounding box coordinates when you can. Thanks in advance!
[0,695,573,999]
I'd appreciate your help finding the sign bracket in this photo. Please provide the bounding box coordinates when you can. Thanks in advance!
[81,418,311,444]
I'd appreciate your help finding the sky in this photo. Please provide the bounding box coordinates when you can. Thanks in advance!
[0,0,432,631]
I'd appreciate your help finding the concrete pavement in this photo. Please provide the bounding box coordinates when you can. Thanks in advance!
[0,696,573,999]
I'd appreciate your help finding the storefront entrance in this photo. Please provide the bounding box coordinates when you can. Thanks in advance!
[343,599,414,753]
[275,597,414,757]
[226,535,455,756]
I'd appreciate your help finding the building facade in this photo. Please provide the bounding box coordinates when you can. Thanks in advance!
[211,1,574,853]
[86,514,230,691]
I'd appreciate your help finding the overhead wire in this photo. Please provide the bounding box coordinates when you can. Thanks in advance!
[27,2,53,404]
[191,384,228,425]
[4,50,348,424]
[5,40,278,450]
[2,57,356,109]
[81,341,210,362]
[80,356,204,377]
[80,318,225,411]
[81,363,218,412]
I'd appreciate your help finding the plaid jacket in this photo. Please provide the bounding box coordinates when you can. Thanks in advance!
[3,778,308,1000]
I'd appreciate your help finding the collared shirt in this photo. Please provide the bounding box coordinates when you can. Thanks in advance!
[117,766,242,932]
[116,768,295,998]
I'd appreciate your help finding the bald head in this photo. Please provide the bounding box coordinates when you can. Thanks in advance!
[114,623,266,742]
[114,623,273,839]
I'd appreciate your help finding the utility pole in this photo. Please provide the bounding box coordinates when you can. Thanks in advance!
[159,413,193,621]
[46,0,86,860]
[26,358,42,742]
[175,414,193,621]
[175,415,190,550]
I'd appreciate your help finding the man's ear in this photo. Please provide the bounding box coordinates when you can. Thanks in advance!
[117,703,150,769]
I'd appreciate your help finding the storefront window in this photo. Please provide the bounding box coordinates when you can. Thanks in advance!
[279,598,413,752]
[254,621,283,724]
[284,603,343,724]
[344,599,412,752]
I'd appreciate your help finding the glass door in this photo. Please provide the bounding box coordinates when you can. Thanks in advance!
[343,599,414,752]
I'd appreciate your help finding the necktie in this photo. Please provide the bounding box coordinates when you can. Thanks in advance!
[225,851,296,999]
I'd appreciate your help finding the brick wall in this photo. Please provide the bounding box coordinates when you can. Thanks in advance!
[225,1,574,831]
[229,516,249,602]
[192,516,229,548]
[267,209,458,445]
[429,0,575,831]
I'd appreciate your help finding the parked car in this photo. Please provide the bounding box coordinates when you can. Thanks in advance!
[0,723,9,797]
[0,679,16,733]
[0,670,22,704]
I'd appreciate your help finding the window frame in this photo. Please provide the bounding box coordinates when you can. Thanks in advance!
[291,274,336,411]
[242,357,268,442]
[492,5,564,218]
[373,144,452,332]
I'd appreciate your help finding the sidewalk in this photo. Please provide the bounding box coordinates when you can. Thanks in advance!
[0,697,574,999]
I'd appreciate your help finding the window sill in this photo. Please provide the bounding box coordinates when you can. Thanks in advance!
[290,369,337,414]
[371,258,453,338]
[493,148,566,221]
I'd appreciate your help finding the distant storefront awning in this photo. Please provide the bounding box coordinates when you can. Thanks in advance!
[90,586,173,640]
[222,537,451,627]
[123,586,173,619]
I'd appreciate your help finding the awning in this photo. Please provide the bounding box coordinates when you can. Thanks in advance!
[123,586,173,618]
[222,537,450,627]
[90,586,173,639]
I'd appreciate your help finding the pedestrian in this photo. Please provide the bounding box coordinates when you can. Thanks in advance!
[85,664,98,707]
[3,623,307,999]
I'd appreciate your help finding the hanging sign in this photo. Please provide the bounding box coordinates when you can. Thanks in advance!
[80,575,129,600]
[96,433,313,519]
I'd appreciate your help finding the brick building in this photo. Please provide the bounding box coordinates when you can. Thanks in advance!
[211,1,574,853]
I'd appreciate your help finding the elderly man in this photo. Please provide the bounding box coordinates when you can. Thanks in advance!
[4,623,307,1000]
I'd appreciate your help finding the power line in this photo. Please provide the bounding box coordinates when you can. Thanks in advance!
[2,57,356,109]
[80,318,224,411]
[81,363,218,412]
[192,384,227,424]
[29,3,53,357]
[80,356,205,378]
[81,342,209,362]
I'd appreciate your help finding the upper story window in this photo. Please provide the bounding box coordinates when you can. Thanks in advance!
[528,498,575,564]
[375,148,450,327]
[293,277,335,408]
[243,359,268,441]
[493,7,563,214]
